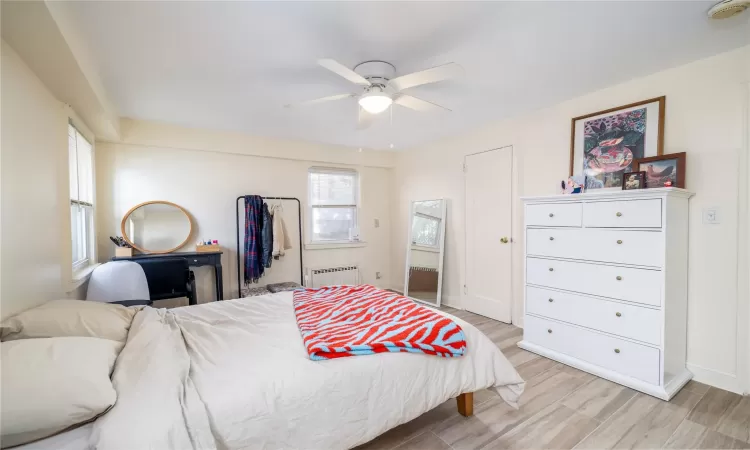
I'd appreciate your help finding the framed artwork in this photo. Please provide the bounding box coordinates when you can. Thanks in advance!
[634,152,686,188]
[622,171,646,190]
[570,96,665,190]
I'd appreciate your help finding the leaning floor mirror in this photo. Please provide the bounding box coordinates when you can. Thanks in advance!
[404,199,447,307]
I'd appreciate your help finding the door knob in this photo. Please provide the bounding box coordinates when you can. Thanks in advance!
[500,237,509,244]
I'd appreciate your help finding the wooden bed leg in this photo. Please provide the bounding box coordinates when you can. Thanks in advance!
[456,392,474,417]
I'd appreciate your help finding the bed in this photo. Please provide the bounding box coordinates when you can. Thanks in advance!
[15,291,524,450]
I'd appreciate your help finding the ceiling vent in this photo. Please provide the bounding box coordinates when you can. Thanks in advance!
[708,0,749,19]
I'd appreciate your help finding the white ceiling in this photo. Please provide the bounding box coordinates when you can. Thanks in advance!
[63,1,749,151]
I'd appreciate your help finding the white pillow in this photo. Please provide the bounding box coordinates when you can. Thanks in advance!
[0,300,137,343]
[0,337,120,447]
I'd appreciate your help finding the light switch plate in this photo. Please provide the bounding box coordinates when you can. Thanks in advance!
[374,218,380,228]
[703,208,720,224]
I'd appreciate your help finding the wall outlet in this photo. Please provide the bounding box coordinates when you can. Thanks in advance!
[374,218,380,228]
[376,272,382,279]
[703,207,720,224]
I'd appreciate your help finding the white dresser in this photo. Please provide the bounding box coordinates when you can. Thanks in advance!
[518,188,694,400]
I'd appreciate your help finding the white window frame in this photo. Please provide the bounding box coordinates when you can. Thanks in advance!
[68,120,97,280]
[411,212,442,250]
[307,167,361,247]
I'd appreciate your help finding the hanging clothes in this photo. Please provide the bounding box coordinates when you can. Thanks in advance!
[243,195,264,284]
[269,203,292,259]
[261,202,274,269]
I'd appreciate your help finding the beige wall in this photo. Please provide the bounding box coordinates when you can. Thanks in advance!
[95,121,395,303]
[391,45,750,394]
[0,40,69,318]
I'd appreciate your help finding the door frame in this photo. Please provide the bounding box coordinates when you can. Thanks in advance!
[462,145,517,323]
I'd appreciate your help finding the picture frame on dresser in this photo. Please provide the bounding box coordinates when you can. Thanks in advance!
[634,152,687,189]
[570,96,665,190]
[519,188,695,401]
[622,171,646,190]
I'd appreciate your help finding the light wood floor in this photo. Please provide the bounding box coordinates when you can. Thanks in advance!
[358,307,750,450]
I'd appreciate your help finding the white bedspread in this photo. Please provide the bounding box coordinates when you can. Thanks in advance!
[82,292,525,450]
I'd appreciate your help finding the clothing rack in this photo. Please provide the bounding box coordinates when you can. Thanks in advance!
[235,196,303,296]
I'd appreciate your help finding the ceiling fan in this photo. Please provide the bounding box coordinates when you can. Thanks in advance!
[284,59,463,129]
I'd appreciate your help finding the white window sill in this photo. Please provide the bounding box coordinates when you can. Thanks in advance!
[411,245,440,253]
[69,263,101,291]
[305,241,367,250]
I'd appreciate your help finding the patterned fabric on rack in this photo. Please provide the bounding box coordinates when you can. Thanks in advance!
[261,203,274,269]
[293,285,467,360]
[244,195,264,284]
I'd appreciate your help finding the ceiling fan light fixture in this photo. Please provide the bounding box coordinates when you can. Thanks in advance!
[358,91,392,114]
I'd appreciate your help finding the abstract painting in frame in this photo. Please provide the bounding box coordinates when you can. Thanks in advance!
[570,96,665,190]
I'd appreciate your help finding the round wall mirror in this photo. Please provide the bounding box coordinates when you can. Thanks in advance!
[121,201,192,254]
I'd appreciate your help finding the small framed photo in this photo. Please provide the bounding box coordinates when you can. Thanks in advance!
[633,152,686,188]
[622,171,646,190]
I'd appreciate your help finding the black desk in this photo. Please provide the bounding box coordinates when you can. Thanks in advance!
[112,251,223,301]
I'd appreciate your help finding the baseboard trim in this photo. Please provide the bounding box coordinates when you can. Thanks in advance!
[441,295,462,308]
[686,363,744,395]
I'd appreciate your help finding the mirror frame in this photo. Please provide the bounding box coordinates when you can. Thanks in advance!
[403,198,447,307]
[120,200,193,254]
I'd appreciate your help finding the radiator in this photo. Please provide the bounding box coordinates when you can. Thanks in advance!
[308,265,360,288]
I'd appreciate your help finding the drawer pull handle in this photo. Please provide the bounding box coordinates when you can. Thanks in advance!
[617,240,623,244]
[549,213,554,218]
[616,212,623,217]
[616,312,622,317]
[614,348,621,354]
[548,298,554,303]
[547,329,552,334]
[549,236,555,241]
[616,276,622,281]
[549,268,554,272]
[193,259,199,263]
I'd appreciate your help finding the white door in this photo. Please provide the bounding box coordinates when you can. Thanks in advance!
[464,147,513,323]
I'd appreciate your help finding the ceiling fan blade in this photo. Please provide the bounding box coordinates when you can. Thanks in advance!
[357,107,376,130]
[284,93,356,108]
[318,59,372,87]
[388,62,463,91]
[393,94,451,112]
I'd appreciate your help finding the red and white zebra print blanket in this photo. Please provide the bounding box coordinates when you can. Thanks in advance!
[293,285,467,360]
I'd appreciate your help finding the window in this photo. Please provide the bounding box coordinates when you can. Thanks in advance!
[411,200,442,248]
[308,167,359,243]
[69,123,95,271]
[412,214,441,247]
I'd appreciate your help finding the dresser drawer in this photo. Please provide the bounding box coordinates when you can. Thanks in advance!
[527,228,663,267]
[583,199,662,228]
[524,315,660,385]
[526,257,662,306]
[526,286,662,345]
[526,203,582,227]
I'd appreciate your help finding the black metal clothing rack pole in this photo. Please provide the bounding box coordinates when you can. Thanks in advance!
[235,196,303,297]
